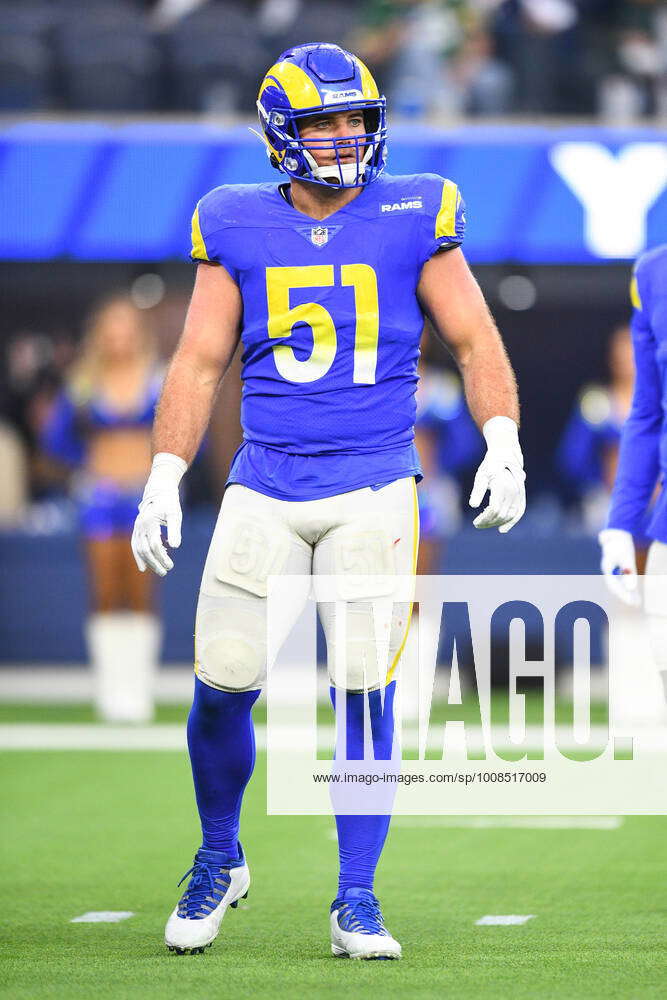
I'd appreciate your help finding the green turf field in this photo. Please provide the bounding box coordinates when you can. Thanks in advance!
[0,692,610,726]
[1,744,665,999]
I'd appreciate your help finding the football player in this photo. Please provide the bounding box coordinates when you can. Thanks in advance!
[600,246,667,598]
[132,43,525,960]
[599,246,667,708]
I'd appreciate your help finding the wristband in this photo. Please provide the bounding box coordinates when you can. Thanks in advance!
[141,452,188,502]
[482,416,520,451]
[151,452,188,480]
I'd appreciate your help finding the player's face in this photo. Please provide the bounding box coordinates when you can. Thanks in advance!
[297,110,366,167]
[609,324,634,383]
[95,301,146,362]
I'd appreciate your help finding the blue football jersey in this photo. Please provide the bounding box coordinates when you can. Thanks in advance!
[190,173,466,501]
[607,244,667,541]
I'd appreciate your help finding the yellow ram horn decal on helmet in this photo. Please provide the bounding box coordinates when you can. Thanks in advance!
[258,61,322,109]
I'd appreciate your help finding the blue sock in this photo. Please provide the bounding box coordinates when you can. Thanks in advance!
[187,677,260,856]
[330,681,397,894]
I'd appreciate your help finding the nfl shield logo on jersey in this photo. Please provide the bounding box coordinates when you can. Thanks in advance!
[310,226,329,247]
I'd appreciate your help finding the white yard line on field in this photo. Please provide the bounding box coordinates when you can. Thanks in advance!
[326,817,623,836]
[389,816,624,830]
[476,915,536,925]
[70,912,134,923]
[2,722,667,752]
[0,667,195,703]
[0,724,188,750]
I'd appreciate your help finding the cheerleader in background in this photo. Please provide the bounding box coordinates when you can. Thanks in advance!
[42,294,163,722]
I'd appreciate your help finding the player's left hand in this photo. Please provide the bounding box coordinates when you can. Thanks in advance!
[598,528,640,607]
[469,416,525,533]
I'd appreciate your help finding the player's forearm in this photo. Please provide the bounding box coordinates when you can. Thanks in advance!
[607,313,662,530]
[419,249,519,428]
[457,329,520,431]
[606,419,660,532]
[152,352,223,466]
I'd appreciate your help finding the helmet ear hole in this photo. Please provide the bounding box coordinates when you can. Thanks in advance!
[269,153,280,169]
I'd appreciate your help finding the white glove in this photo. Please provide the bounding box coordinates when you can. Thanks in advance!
[469,416,526,533]
[598,528,640,606]
[131,453,187,577]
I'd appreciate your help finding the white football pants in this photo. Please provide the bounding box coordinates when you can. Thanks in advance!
[640,540,667,722]
[195,477,419,693]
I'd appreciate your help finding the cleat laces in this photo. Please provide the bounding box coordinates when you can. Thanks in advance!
[176,857,231,920]
[335,893,387,936]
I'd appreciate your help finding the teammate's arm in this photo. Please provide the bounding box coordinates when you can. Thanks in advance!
[599,275,661,604]
[417,247,525,532]
[132,264,242,576]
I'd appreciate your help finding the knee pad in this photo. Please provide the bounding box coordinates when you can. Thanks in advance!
[195,595,267,693]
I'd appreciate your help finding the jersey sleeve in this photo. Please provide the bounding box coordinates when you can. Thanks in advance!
[417,175,466,265]
[189,189,240,281]
[606,260,661,535]
[190,201,211,264]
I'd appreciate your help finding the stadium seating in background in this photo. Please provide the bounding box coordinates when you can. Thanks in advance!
[259,0,361,58]
[54,3,161,112]
[164,1,266,113]
[0,3,56,110]
[0,0,664,118]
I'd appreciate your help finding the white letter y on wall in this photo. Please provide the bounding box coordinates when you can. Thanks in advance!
[550,142,667,258]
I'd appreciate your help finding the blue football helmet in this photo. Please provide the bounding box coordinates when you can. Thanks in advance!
[256,43,387,189]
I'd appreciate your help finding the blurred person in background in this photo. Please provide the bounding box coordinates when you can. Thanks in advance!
[415,353,482,573]
[1,331,74,508]
[597,0,667,120]
[450,10,516,116]
[491,0,598,114]
[354,0,513,117]
[41,295,164,723]
[0,419,28,525]
[556,323,651,545]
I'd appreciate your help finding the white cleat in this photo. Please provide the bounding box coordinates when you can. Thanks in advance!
[330,887,402,960]
[165,846,250,954]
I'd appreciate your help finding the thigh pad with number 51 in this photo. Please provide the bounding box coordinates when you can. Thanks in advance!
[206,509,294,598]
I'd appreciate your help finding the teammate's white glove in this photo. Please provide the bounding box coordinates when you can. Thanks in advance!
[469,416,526,533]
[131,452,187,577]
[598,528,640,606]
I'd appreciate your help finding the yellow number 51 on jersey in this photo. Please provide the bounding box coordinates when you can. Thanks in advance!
[266,264,379,384]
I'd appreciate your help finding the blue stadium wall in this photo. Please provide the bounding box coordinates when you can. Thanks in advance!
[2,122,666,263]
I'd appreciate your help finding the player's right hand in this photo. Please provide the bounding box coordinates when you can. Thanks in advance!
[469,416,526,533]
[131,453,188,577]
[598,528,640,606]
